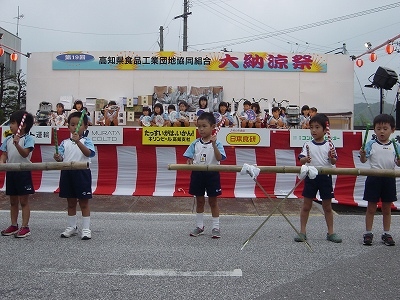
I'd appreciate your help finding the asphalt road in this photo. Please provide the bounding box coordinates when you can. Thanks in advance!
[0,210,399,300]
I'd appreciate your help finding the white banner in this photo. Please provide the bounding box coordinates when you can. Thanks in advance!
[218,128,270,147]
[289,129,343,148]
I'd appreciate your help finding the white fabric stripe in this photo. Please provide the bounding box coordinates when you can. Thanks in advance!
[90,146,99,192]
[36,145,61,192]
[153,147,177,196]
[275,149,297,197]
[113,146,137,195]
[234,148,256,198]
[353,150,370,207]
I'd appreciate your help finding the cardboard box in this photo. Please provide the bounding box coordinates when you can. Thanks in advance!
[117,111,126,125]
[127,111,135,122]
[60,95,74,110]
[127,98,138,107]
[96,99,108,111]
[138,95,153,106]
[133,105,143,112]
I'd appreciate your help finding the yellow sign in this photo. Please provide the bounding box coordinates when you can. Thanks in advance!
[226,132,261,145]
[142,127,197,145]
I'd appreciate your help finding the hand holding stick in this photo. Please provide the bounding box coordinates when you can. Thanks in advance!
[362,124,370,151]
[75,110,86,134]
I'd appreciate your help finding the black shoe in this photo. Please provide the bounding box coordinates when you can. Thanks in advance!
[381,233,395,246]
[363,233,373,246]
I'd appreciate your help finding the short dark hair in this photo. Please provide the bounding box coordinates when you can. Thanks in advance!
[73,100,83,109]
[373,114,395,129]
[199,96,208,107]
[271,107,280,113]
[10,110,34,133]
[153,103,164,115]
[142,106,152,114]
[310,107,317,113]
[309,113,329,129]
[243,100,252,106]
[197,112,216,125]
[68,111,88,126]
[167,104,176,110]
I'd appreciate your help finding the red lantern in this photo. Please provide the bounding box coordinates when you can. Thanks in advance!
[369,52,377,62]
[0,48,4,57]
[10,53,18,61]
[355,59,363,67]
[386,44,394,54]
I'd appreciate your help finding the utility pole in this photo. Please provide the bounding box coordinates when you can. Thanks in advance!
[174,0,192,51]
[15,6,24,37]
[159,26,164,51]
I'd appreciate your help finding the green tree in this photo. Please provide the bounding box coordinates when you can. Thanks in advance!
[0,64,26,124]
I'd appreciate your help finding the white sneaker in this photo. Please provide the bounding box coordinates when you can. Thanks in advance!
[61,226,77,238]
[81,229,91,240]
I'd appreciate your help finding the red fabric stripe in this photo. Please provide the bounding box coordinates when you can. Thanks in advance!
[31,145,43,191]
[93,145,118,194]
[134,146,157,196]
[220,146,237,198]
[174,146,191,196]
[334,132,360,206]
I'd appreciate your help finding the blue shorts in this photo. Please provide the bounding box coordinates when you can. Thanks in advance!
[363,176,397,203]
[189,171,222,197]
[59,169,93,199]
[302,174,334,200]
[6,171,35,196]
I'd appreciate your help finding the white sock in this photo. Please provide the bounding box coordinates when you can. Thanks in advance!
[82,216,91,230]
[212,217,220,230]
[68,215,77,228]
[196,213,204,229]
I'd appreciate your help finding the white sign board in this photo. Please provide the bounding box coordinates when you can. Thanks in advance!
[290,129,343,148]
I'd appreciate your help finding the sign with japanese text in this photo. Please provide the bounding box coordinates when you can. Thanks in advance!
[87,127,123,144]
[217,128,270,147]
[53,51,327,73]
[1,126,52,144]
[142,127,196,145]
[290,129,343,148]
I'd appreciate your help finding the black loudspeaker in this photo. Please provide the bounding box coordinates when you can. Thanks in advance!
[372,66,398,90]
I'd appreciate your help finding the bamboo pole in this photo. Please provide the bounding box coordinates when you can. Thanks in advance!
[168,164,400,178]
[0,162,89,172]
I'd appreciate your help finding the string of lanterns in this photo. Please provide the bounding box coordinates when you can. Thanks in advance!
[352,33,400,68]
[355,43,395,67]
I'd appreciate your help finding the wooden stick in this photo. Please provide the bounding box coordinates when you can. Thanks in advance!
[16,113,27,137]
[362,124,370,150]
[168,164,400,177]
[0,161,89,172]
[392,138,400,160]
[53,127,59,155]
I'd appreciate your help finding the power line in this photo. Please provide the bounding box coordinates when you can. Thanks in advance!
[190,2,400,50]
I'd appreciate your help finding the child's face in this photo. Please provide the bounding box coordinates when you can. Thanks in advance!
[9,120,22,135]
[68,116,87,135]
[374,122,394,143]
[272,110,280,118]
[143,110,149,115]
[168,108,175,113]
[309,122,326,141]
[219,106,227,113]
[303,109,309,116]
[196,119,214,139]
[310,110,317,117]
[200,99,207,108]
[57,105,63,113]
[75,103,83,110]
[179,104,187,111]
[154,107,161,114]
[243,104,250,111]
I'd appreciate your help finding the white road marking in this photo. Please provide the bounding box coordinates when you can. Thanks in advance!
[40,268,243,277]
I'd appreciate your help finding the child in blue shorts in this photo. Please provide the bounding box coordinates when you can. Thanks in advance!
[359,114,400,246]
[0,111,35,238]
[296,113,342,243]
[184,112,226,238]
[54,111,96,240]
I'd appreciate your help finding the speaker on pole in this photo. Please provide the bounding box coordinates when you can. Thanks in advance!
[372,66,398,90]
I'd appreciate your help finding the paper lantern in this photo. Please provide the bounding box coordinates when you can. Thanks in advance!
[0,48,4,57]
[10,53,18,61]
[386,44,394,54]
[355,59,363,67]
[369,52,377,62]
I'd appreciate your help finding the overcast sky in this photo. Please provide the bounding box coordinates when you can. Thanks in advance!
[0,0,399,107]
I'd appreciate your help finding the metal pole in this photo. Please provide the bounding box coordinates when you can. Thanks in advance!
[183,0,188,51]
[159,26,164,51]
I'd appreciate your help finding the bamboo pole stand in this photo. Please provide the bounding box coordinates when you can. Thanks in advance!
[168,164,400,178]
[0,161,89,172]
